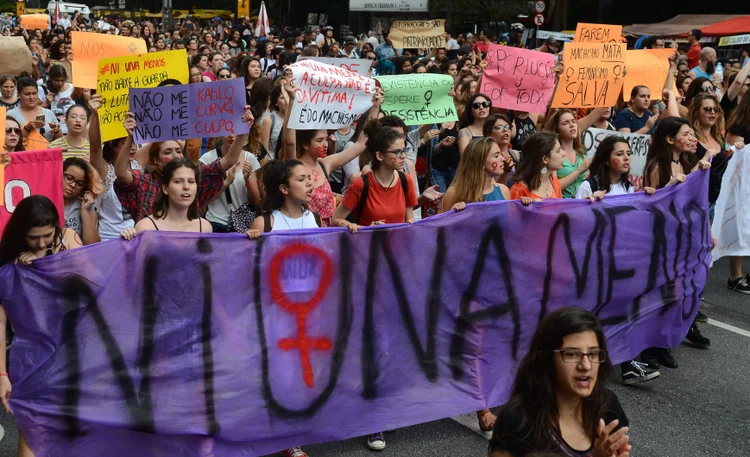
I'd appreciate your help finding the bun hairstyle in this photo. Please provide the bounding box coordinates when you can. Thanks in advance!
[363,119,402,171]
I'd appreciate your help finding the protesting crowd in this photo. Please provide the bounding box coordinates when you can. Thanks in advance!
[0,9,748,457]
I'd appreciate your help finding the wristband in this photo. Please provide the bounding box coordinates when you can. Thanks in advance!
[0,373,8,377]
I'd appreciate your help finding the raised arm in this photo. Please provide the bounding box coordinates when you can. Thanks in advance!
[578,107,608,133]
[727,59,750,102]
[219,106,253,171]
[115,113,136,185]
[279,82,297,161]
[87,94,107,178]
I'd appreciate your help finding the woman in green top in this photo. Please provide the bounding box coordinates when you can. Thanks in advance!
[544,108,607,198]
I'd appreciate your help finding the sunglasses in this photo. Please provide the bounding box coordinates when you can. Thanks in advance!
[472,101,491,109]
[699,86,717,92]
[5,127,21,135]
[702,106,718,114]
[218,74,231,79]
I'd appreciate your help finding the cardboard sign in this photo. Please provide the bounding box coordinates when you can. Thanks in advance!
[574,23,623,43]
[18,14,49,30]
[481,44,556,114]
[623,49,675,102]
[72,31,148,89]
[288,60,375,130]
[551,42,626,109]
[375,74,457,125]
[582,128,650,192]
[129,79,248,143]
[389,20,446,49]
[0,36,33,76]
[297,56,372,77]
[97,50,188,142]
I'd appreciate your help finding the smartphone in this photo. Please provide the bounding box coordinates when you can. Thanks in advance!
[36,114,45,121]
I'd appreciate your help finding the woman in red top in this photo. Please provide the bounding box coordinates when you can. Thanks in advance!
[332,120,419,233]
[509,132,565,204]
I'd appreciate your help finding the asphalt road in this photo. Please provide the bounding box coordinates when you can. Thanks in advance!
[0,257,748,457]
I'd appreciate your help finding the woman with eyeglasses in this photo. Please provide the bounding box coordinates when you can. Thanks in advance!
[202,51,225,82]
[510,132,564,204]
[483,114,517,181]
[458,93,491,154]
[684,77,715,106]
[488,307,631,457]
[47,104,90,160]
[188,65,203,84]
[62,157,103,245]
[4,116,24,152]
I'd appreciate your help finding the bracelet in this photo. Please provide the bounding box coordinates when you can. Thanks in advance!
[0,373,8,377]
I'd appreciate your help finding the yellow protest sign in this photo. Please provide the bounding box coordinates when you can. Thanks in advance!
[72,31,148,89]
[18,14,49,30]
[551,42,626,109]
[97,49,188,142]
[623,49,675,101]
[237,0,250,18]
[390,20,446,49]
[16,0,25,18]
[574,23,623,43]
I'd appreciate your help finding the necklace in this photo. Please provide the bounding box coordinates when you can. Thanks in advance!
[374,171,396,192]
[672,159,680,164]
[278,209,304,230]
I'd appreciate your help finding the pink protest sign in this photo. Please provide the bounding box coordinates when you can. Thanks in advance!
[0,148,64,235]
[480,44,556,114]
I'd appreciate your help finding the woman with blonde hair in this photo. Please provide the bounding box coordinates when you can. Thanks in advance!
[439,137,510,213]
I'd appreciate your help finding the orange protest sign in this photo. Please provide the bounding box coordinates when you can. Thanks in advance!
[623,49,675,102]
[551,42,626,109]
[18,14,49,30]
[71,31,148,89]
[574,23,623,43]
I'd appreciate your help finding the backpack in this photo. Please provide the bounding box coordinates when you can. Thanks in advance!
[347,171,408,224]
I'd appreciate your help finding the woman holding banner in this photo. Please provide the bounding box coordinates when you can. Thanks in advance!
[4,116,24,152]
[509,132,564,203]
[458,94,491,154]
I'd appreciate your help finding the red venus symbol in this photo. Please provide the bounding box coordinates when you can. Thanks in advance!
[269,243,334,388]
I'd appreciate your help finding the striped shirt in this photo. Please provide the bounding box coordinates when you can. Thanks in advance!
[48,137,91,161]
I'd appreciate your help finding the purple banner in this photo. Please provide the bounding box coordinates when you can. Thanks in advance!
[0,171,711,457]
[129,78,248,143]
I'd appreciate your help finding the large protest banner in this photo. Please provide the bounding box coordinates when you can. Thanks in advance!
[623,49,675,101]
[0,36,33,76]
[551,42,626,108]
[97,49,188,142]
[289,60,375,129]
[481,44,555,114]
[129,79,248,143]
[574,23,623,43]
[297,56,372,77]
[72,31,148,89]
[390,20,446,49]
[712,145,750,263]
[1,171,711,455]
[375,74,457,125]
[582,128,650,192]
[0,149,64,234]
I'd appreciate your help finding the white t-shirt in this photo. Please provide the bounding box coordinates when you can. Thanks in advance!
[576,180,634,199]
[199,149,260,225]
[97,162,136,240]
[271,209,317,231]
[447,38,459,50]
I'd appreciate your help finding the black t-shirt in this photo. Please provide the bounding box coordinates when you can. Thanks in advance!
[512,115,537,152]
[720,92,738,119]
[728,124,750,143]
[491,389,628,457]
[697,141,731,205]
[433,126,460,171]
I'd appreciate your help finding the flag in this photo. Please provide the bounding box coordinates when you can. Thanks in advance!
[255,1,270,38]
[52,1,61,25]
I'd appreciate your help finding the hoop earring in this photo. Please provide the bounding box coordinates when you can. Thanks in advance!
[541,166,548,175]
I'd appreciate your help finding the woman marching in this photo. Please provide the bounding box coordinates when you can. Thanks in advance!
[509,132,564,204]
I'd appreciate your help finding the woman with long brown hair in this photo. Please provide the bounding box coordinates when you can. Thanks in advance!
[509,132,565,204]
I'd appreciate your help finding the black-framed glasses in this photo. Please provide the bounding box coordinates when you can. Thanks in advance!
[63,173,85,189]
[384,148,407,157]
[553,349,607,363]
[493,125,512,132]
[472,101,491,109]
[702,106,718,114]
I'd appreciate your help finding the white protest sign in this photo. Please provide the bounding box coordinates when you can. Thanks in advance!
[297,56,372,77]
[582,128,651,192]
[712,145,750,264]
[289,60,376,130]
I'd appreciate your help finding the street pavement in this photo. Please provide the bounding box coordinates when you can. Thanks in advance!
[0,257,748,456]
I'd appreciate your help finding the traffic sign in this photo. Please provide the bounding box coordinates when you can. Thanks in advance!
[535,1,546,13]
[534,14,545,27]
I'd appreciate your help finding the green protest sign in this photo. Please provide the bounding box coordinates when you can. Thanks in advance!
[375,74,458,125]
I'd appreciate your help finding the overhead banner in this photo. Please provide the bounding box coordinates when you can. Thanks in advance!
[375,74,457,125]
[0,171,710,455]
[288,60,375,130]
[97,49,189,142]
[0,36,33,76]
[718,34,750,47]
[389,20,446,49]
[129,79,248,143]
[0,148,64,234]
[582,128,650,192]
[297,56,372,77]
[71,31,148,89]
[623,49,675,103]
[349,0,427,12]
[551,42,626,109]
[481,44,555,114]
[712,145,750,263]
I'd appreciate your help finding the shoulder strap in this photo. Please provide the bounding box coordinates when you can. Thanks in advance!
[317,159,330,181]
[263,212,272,233]
[348,173,370,224]
[398,171,408,197]
[147,216,159,231]
[313,212,322,227]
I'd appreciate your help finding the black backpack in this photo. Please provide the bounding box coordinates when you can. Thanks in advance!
[347,171,408,224]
